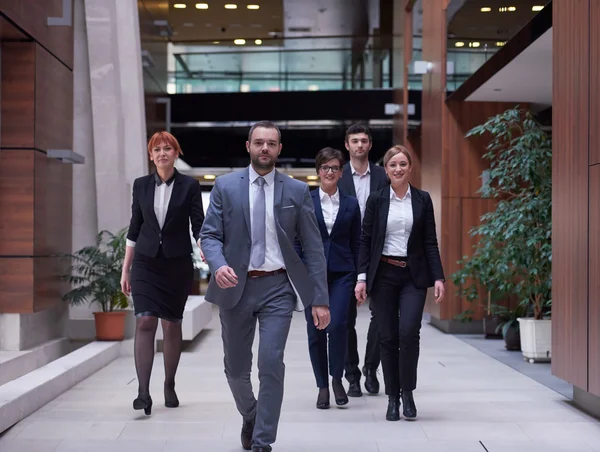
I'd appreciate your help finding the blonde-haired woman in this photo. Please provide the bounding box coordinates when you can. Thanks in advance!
[354,145,445,421]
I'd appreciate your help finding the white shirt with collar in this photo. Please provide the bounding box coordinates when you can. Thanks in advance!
[248,165,286,272]
[357,185,413,282]
[382,185,413,256]
[350,161,371,221]
[319,187,340,235]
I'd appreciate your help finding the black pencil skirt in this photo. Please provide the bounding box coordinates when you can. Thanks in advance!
[130,248,194,323]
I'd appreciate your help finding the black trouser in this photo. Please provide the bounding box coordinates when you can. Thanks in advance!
[344,293,381,383]
[370,260,427,396]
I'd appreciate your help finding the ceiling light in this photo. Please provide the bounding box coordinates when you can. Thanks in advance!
[496,41,505,46]
[196,3,208,8]
[203,175,216,180]
[469,42,480,48]
[224,3,238,8]
[234,38,246,45]
[247,4,260,9]
[480,7,491,12]
[173,3,187,8]
[508,6,516,11]
[532,5,544,11]
[306,175,319,181]
[307,85,319,91]
[255,39,262,45]
[212,41,220,44]
[454,41,465,47]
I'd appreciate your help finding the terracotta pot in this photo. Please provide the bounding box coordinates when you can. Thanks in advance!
[93,311,127,341]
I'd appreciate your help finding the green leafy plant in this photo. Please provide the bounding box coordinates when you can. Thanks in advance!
[62,228,129,313]
[452,107,552,320]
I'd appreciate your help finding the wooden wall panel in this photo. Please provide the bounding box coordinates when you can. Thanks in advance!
[0,150,34,256]
[1,42,35,148]
[0,0,74,69]
[0,259,33,313]
[35,45,74,152]
[588,0,600,398]
[589,165,600,395]
[551,0,590,390]
[33,257,69,313]
[439,197,460,319]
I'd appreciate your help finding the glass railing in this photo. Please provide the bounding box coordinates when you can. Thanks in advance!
[169,35,500,94]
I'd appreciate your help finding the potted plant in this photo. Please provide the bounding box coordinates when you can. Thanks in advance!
[62,228,130,341]
[492,304,528,351]
[464,107,552,362]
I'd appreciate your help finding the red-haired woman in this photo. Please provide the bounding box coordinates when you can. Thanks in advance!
[121,131,204,415]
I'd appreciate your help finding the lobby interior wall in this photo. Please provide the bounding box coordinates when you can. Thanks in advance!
[0,0,74,349]
[552,0,600,404]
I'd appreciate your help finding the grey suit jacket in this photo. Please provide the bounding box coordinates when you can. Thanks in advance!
[200,167,329,311]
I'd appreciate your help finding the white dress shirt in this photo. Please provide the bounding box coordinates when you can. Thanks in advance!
[357,185,413,282]
[126,175,174,248]
[319,188,340,235]
[248,166,286,272]
[350,162,371,221]
[382,185,413,256]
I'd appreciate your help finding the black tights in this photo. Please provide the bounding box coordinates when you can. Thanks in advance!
[134,316,182,396]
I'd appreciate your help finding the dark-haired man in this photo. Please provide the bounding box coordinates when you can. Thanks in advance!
[337,123,388,397]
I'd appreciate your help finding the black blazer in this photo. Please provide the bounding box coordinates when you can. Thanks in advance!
[358,185,445,292]
[126,169,204,259]
[295,190,362,273]
[337,161,389,198]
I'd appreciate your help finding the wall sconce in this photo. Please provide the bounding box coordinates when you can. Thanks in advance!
[47,149,85,164]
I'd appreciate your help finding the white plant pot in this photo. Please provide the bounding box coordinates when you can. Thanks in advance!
[517,318,551,363]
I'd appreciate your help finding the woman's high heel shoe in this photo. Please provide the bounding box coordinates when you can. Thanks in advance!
[133,394,153,415]
[164,383,180,408]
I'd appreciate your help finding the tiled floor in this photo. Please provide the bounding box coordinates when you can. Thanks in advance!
[2,306,600,452]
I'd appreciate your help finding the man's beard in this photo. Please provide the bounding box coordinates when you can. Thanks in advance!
[251,154,275,170]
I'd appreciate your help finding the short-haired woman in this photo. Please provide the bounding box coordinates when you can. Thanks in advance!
[121,131,204,415]
[354,145,445,421]
[296,147,362,409]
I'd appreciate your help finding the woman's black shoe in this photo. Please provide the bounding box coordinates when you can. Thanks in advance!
[164,383,179,408]
[402,390,417,420]
[133,394,153,415]
[316,388,330,409]
[386,395,400,421]
[332,379,348,406]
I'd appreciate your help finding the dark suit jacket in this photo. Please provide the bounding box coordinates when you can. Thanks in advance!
[296,189,362,273]
[126,169,204,259]
[358,185,445,292]
[337,161,389,199]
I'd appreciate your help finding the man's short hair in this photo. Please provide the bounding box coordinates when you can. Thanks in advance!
[248,120,282,143]
[344,123,372,143]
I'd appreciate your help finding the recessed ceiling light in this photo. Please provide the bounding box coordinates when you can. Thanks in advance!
[212,41,220,44]
[508,6,516,11]
[234,38,246,45]
[203,174,216,180]
[247,4,260,9]
[532,5,544,11]
[306,175,319,180]
[255,39,262,45]
[455,41,465,47]
[469,42,480,48]
[195,3,208,9]
[174,3,187,8]
[496,41,505,47]
[480,7,491,12]
[224,3,238,9]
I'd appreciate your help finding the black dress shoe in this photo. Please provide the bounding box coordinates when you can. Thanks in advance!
[363,367,380,394]
[386,395,401,421]
[133,393,153,416]
[401,390,417,420]
[332,379,348,406]
[241,415,255,450]
[164,383,179,408]
[347,380,362,397]
[316,388,330,409]
[252,447,272,452]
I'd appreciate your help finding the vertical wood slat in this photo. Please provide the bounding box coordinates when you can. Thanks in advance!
[551,0,590,390]
[1,42,35,148]
[588,0,600,397]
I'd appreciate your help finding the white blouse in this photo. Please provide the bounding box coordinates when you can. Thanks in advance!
[319,188,340,235]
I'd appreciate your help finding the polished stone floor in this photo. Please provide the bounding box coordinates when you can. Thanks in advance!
[2,306,600,452]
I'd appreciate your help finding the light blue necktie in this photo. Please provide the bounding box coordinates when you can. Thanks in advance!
[250,176,266,268]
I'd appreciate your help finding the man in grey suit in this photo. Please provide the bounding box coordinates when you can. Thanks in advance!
[200,120,330,452]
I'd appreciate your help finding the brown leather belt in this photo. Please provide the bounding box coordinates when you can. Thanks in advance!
[248,268,286,278]
[380,256,408,267]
